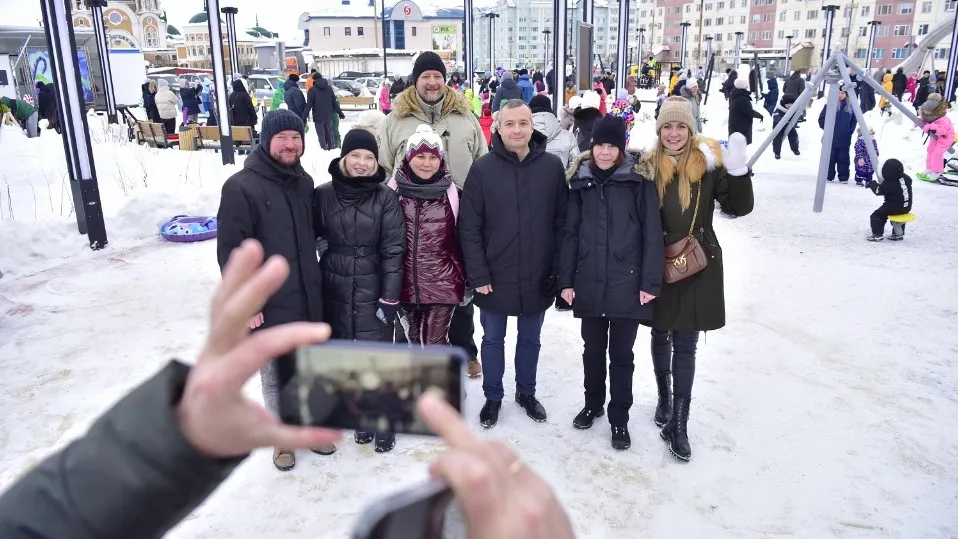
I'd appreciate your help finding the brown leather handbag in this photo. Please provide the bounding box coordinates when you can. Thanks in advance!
[663,184,708,284]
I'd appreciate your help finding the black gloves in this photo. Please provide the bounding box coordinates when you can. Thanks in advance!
[339,112,346,119]
[376,299,400,324]
[540,275,559,297]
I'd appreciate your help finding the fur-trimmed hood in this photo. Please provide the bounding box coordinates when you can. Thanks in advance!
[391,86,474,121]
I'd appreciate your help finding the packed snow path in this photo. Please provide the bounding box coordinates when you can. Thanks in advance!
[1,98,956,537]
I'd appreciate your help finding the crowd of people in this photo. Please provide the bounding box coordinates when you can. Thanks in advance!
[213,51,754,471]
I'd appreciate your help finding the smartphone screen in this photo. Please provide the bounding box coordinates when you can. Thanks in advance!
[351,480,454,539]
[279,341,464,436]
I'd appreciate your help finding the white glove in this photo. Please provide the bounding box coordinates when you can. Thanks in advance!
[724,132,749,176]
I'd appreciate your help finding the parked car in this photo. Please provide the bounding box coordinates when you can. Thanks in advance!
[332,79,363,96]
[353,77,388,92]
[336,71,374,80]
[247,74,284,103]
[147,74,179,94]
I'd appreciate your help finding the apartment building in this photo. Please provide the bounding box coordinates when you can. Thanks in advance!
[180,20,261,72]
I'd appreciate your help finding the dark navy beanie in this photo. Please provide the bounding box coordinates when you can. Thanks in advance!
[259,109,305,149]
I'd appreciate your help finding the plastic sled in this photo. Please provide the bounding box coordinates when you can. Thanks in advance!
[160,215,218,242]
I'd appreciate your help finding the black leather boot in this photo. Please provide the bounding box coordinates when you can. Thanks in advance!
[660,394,691,461]
[653,373,673,427]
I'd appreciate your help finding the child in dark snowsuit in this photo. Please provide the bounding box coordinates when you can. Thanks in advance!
[772,95,800,159]
[866,159,913,242]
[853,127,879,186]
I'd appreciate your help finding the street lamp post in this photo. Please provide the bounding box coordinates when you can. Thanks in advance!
[680,22,691,68]
[784,33,794,75]
[485,12,499,71]
[864,21,880,71]
[543,28,551,71]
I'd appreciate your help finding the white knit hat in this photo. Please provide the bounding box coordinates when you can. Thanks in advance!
[734,64,750,90]
[580,90,601,110]
[405,124,445,161]
[686,78,699,89]
[569,95,582,109]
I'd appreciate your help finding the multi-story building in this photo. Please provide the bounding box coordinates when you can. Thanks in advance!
[178,11,266,72]
[70,0,166,50]
[298,0,466,70]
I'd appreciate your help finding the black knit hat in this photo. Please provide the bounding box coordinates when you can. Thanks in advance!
[881,159,905,181]
[780,94,796,106]
[259,109,305,150]
[519,68,529,76]
[529,94,552,114]
[412,51,447,83]
[288,73,300,82]
[590,114,627,153]
[341,129,379,160]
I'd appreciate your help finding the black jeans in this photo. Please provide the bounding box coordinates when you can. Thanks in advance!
[871,202,907,236]
[449,301,478,360]
[581,318,640,425]
[650,329,699,396]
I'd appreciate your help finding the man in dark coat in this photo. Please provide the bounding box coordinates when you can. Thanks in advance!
[892,68,908,101]
[818,88,858,183]
[35,82,59,133]
[546,68,555,95]
[216,109,323,470]
[913,72,933,111]
[728,74,764,144]
[228,79,258,131]
[141,81,161,124]
[459,99,568,429]
[179,82,201,124]
[782,70,805,98]
[389,75,406,100]
[284,74,308,121]
[491,74,524,112]
[305,72,344,150]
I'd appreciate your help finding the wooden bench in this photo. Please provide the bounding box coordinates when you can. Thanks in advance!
[136,121,174,149]
[339,96,376,110]
[194,125,256,152]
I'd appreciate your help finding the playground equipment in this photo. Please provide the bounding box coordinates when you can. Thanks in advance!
[890,18,955,76]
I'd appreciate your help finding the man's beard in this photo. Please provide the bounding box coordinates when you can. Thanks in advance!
[419,87,444,104]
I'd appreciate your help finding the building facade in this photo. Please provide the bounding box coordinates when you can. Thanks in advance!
[70,0,166,50]
[299,0,465,69]
[180,22,261,72]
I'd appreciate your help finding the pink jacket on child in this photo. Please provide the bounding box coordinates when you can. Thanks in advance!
[922,115,954,174]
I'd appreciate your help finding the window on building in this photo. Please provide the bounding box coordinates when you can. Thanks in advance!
[899,3,914,13]
[764,13,774,21]
[934,47,950,58]
[715,32,723,40]
[716,16,724,24]
[921,1,933,11]
[740,15,746,23]
[805,28,817,38]
[779,11,786,20]
[673,35,682,42]
[753,0,761,5]
[411,26,417,36]
[323,27,331,37]
[892,48,907,59]
[872,48,885,59]
[806,9,818,18]
[741,0,748,7]
[705,18,712,25]
[877,4,892,15]
[357,27,364,36]
[948,0,956,11]
[876,25,889,37]
[860,5,871,15]
[778,29,785,38]
[748,31,756,40]
[345,27,352,36]
[894,24,909,35]
[727,32,733,40]
[706,2,713,9]
[854,48,867,58]
[763,31,772,39]
[793,10,801,20]
[841,27,849,37]
[917,23,930,35]
[752,14,760,22]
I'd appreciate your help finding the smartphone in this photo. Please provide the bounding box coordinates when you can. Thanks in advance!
[279,341,465,436]
[352,479,454,539]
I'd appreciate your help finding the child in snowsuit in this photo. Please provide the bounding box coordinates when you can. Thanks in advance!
[917,93,954,182]
[866,159,913,242]
[772,95,800,159]
[818,86,857,183]
[478,103,493,148]
[853,127,879,186]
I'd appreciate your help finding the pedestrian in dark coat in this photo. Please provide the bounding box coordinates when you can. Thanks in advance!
[179,82,201,123]
[892,68,907,101]
[141,80,161,123]
[818,88,857,182]
[491,76,524,112]
[572,90,604,151]
[459,100,568,430]
[913,74,933,111]
[641,97,754,462]
[559,116,664,451]
[728,73,764,144]
[389,76,406,100]
[33,82,58,133]
[228,79,258,131]
[387,124,465,346]
[782,70,805,98]
[722,69,738,97]
[772,95,800,159]
[284,74,308,121]
[517,70,535,102]
[215,109,323,470]
[306,73,344,150]
[313,129,405,452]
[763,76,779,116]
[859,71,877,112]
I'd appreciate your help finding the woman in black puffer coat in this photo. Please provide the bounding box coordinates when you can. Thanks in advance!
[313,129,405,452]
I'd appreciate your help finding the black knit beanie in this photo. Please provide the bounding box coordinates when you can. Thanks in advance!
[288,73,300,82]
[590,114,627,153]
[341,129,379,160]
[412,51,447,83]
[781,94,796,106]
[259,109,305,150]
[881,159,905,181]
[529,94,552,114]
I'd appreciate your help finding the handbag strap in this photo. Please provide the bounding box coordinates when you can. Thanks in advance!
[687,183,702,239]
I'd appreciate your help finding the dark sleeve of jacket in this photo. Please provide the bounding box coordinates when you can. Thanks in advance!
[637,179,664,296]
[0,361,245,539]
[551,165,569,276]
[558,188,581,290]
[378,189,406,302]
[714,167,754,217]
[491,86,504,112]
[458,164,491,288]
[305,87,315,117]
[818,106,826,129]
[242,93,257,127]
[216,179,254,271]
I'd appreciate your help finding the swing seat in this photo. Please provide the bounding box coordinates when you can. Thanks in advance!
[888,213,916,223]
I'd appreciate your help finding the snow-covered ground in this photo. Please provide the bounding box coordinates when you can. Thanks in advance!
[1,88,956,538]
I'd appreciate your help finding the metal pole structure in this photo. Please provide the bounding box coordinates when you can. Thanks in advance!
[834,54,881,177]
[944,6,958,102]
[88,0,117,124]
[220,7,238,77]
[583,0,594,79]
[40,0,108,248]
[864,21,880,71]
[543,29,552,72]
[382,0,388,76]
[784,34,793,75]
[814,68,840,212]
[679,22,691,70]
[615,0,630,92]
[206,0,234,164]
[465,0,474,88]
[697,0,706,65]
[703,36,714,103]
[553,0,568,113]
[638,27,645,70]
[818,5,839,97]
[734,31,743,66]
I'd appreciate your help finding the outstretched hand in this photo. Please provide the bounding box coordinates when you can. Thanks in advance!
[418,393,575,539]
[724,132,750,176]
[177,239,341,458]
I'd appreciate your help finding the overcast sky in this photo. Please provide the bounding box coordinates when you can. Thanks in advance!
[0,0,496,46]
